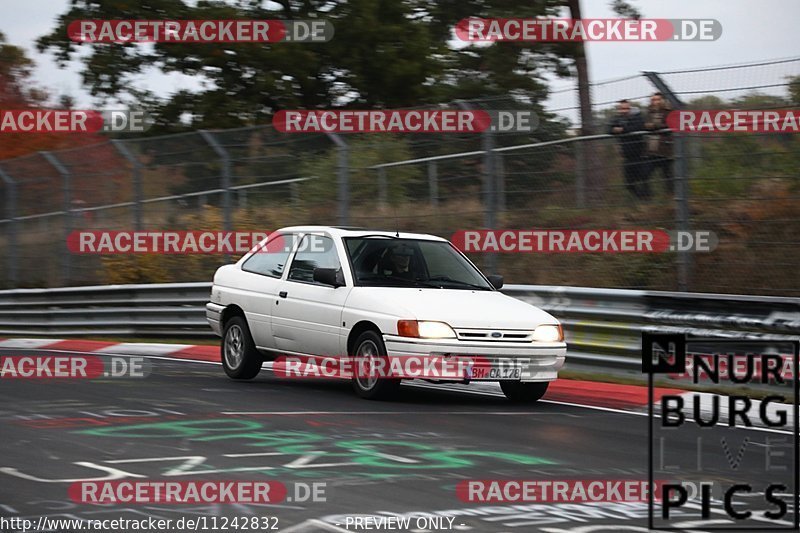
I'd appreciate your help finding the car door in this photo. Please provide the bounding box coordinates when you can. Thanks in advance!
[238,232,295,349]
[270,233,351,355]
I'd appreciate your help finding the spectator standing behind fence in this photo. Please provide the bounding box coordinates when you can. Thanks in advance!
[608,99,650,200]
[644,92,674,195]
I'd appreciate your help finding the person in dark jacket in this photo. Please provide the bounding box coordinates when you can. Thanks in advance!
[608,99,650,200]
[644,92,674,195]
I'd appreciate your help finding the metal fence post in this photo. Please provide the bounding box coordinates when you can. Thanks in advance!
[643,71,691,291]
[457,100,497,273]
[427,160,438,207]
[112,140,143,231]
[326,133,349,225]
[482,128,497,273]
[199,130,232,235]
[674,135,691,291]
[41,151,72,285]
[495,152,506,212]
[377,167,387,207]
[0,167,18,286]
[575,139,587,208]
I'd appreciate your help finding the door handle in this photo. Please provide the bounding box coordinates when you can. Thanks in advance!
[279,291,288,298]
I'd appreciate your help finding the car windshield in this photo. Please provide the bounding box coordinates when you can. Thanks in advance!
[344,237,493,290]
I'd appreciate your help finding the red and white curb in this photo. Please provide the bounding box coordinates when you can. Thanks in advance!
[0,337,219,361]
[0,337,750,417]
[0,337,678,410]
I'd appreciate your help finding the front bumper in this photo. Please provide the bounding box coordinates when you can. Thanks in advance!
[206,302,225,336]
[383,335,566,382]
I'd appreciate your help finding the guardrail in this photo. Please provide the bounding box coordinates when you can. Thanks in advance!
[0,283,798,371]
[506,285,800,370]
[0,283,212,337]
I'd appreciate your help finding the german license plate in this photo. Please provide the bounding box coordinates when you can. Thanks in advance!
[471,364,522,379]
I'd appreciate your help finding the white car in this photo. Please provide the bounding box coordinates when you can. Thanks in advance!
[207,226,566,401]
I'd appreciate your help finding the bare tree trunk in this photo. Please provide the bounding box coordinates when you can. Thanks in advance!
[568,0,592,136]
[567,0,604,204]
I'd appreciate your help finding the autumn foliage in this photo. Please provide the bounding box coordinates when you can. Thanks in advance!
[0,33,106,160]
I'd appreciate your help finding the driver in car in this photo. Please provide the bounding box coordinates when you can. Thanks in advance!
[382,244,415,279]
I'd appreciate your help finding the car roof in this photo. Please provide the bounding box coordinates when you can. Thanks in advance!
[276,225,448,242]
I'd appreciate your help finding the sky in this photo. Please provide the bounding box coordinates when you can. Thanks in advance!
[2,0,800,117]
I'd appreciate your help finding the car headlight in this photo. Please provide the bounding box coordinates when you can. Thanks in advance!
[532,324,563,343]
[397,320,457,339]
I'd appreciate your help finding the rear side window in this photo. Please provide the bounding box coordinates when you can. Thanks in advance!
[241,234,293,278]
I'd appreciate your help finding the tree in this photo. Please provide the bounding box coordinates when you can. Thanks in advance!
[789,75,800,106]
[37,0,456,131]
[34,0,636,203]
[0,31,42,105]
[732,92,789,109]
[37,1,636,135]
[0,32,54,159]
[0,32,102,160]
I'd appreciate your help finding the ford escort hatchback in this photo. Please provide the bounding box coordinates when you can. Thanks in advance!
[207,226,566,401]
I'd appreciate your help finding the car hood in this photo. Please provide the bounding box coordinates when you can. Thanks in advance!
[345,287,558,329]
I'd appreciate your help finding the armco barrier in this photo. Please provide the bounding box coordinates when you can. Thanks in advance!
[0,283,798,370]
[0,283,211,337]
[506,285,800,370]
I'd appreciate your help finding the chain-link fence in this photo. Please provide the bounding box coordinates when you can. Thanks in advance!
[1,58,799,295]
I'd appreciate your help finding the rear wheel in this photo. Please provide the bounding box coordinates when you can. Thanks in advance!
[221,316,262,380]
[351,330,401,400]
[500,381,549,403]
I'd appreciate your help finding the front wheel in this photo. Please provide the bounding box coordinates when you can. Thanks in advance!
[351,330,401,400]
[500,381,549,403]
[221,316,262,380]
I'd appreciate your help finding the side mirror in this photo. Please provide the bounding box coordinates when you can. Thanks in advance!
[487,274,504,290]
[313,267,344,288]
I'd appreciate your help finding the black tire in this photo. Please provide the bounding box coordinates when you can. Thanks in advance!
[500,381,549,403]
[351,330,401,400]
[221,316,262,380]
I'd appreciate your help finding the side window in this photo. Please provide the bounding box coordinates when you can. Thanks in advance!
[241,234,293,278]
[288,235,341,284]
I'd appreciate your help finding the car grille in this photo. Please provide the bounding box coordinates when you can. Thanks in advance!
[454,328,534,343]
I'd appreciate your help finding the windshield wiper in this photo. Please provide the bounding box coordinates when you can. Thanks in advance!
[421,276,491,290]
[358,274,488,290]
[358,275,437,287]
